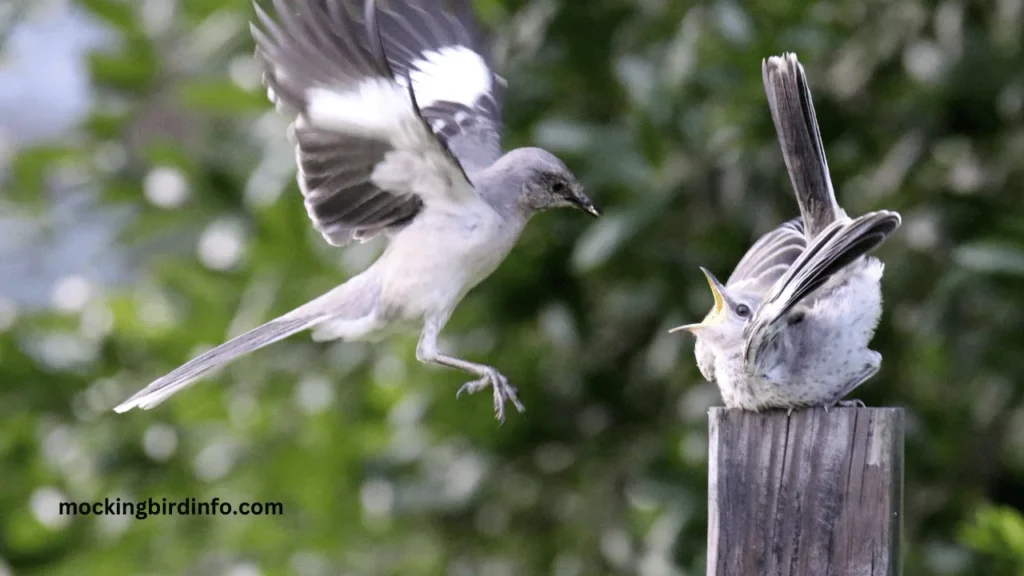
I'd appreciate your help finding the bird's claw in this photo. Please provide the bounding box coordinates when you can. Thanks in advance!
[456,369,525,424]
[455,378,487,399]
[822,398,866,412]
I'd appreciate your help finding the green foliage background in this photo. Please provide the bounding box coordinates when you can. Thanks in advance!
[1,0,1024,574]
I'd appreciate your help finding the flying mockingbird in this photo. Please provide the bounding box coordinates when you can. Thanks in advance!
[114,0,600,422]
[670,53,901,411]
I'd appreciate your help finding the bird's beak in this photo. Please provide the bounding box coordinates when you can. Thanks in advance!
[572,188,601,218]
[668,323,703,334]
[700,267,728,316]
[669,267,728,334]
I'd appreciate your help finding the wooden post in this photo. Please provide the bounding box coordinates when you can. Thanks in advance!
[707,407,904,576]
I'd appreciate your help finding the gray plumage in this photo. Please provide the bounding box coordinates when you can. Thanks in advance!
[762,53,843,239]
[115,0,599,422]
[671,53,901,411]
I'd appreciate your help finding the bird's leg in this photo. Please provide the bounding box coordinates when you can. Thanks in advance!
[824,354,880,409]
[416,313,525,423]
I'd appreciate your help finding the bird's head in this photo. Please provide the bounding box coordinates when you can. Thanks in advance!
[513,148,600,217]
[670,267,757,344]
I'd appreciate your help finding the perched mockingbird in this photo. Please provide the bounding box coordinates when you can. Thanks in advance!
[670,53,901,411]
[115,0,600,422]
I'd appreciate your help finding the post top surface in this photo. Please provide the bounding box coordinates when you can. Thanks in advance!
[708,406,904,418]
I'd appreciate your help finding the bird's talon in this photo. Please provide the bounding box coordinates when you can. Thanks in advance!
[510,395,526,413]
[456,377,487,398]
[498,380,525,413]
[493,395,506,424]
[455,370,525,423]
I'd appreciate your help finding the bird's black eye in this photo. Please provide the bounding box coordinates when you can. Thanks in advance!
[551,181,566,194]
[735,304,751,318]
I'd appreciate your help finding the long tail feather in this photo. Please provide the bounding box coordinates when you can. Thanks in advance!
[114,271,381,412]
[113,315,327,412]
[763,53,844,238]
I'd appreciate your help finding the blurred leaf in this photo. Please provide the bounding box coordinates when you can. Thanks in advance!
[961,505,1024,575]
[79,0,136,33]
[4,146,82,204]
[177,81,267,114]
[82,112,129,140]
[571,211,634,273]
[88,51,158,91]
[954,242,1024,277]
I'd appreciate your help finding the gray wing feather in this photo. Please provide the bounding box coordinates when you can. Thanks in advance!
[294,129,422,243]
[763,53,844,239]
[253,0,482,246]
[742,210,901,366]
[373,0,504,172]
[420,102,501,174]
[727,218,807,294]
[253,0,425,245]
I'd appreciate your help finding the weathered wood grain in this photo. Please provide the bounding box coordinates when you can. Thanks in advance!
[707,407,903,576]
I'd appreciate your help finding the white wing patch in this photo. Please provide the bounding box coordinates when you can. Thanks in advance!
[306,79,416,140]
[370,145,472,205]
[398,46,492,108]
[301,78,474,207]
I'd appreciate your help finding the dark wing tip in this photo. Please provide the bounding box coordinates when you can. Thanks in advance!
[858,210,903,241]
[879,210,903,231]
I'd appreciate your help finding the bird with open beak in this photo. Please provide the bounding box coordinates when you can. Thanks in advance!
[671,53,901,411]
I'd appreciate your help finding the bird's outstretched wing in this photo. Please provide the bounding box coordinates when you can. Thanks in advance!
[742,210,902,367]
[726,218,807,295]
[252,0,503,246]
[370,0,504,173]
[763,53,845,239]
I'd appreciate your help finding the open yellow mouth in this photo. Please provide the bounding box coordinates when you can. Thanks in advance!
[668,267,727,333]
[702,267,726,320]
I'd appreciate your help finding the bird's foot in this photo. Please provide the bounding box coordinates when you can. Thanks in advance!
[456,368,525,424]
[823,398,866,412]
